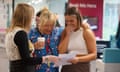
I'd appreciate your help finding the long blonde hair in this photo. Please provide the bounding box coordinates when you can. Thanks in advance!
[7,3,34,32]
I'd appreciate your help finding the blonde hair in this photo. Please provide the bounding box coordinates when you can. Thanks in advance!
[40,7,49,13]
[8,3,34,32]
[38,10,56,29]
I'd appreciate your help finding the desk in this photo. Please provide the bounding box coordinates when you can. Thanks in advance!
[96,48,120,72]
[96,59,104,72]
[96,40,110,59]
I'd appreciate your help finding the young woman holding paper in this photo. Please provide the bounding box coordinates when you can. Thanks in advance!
[58,7,97,72]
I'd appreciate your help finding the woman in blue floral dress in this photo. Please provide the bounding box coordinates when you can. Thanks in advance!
[29,9,63,72]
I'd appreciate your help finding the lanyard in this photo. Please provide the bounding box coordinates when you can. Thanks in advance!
[46,35,53,55]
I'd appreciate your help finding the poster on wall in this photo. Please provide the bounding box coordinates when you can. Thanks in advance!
[68,0,103,38]
[0,33,5,48]
[4,0,12,4]
[0,3,7,33]
[0,3,8,48]
[83,16,98,30]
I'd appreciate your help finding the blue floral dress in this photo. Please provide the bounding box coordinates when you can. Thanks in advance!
[28,27,63,72]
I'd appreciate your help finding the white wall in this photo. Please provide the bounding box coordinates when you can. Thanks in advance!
[49,0,67,26]
[15,0,67,27]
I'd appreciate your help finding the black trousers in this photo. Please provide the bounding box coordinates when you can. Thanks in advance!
[10,60,35,72]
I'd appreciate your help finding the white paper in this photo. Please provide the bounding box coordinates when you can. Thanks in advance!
[54,51,80,67]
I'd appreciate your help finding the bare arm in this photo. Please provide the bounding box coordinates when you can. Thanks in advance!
[58,30,70,54]
[69,28,97,64]
[77,28,97,62]
[58,26,73,54]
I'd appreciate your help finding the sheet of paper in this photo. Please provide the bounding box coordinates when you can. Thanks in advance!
[54,54,72,67]
[54,51,80,67]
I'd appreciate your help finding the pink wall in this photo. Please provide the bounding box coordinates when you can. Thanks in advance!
[69,0,103,38]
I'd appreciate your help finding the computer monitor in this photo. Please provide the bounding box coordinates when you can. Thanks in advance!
[83,16,98,30]
[96,40,110,58]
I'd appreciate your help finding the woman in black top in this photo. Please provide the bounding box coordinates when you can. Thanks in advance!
[5,3,59,72]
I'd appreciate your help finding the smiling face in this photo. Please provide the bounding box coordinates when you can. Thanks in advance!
[40,20,54,34]
[65,15,79,31]
[38,11,56,35]
[64,7,83,31]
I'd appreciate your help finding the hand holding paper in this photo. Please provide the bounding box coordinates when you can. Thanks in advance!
[54,51,80,67]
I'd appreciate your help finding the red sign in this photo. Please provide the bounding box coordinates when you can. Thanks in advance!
[69,0,103,38]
